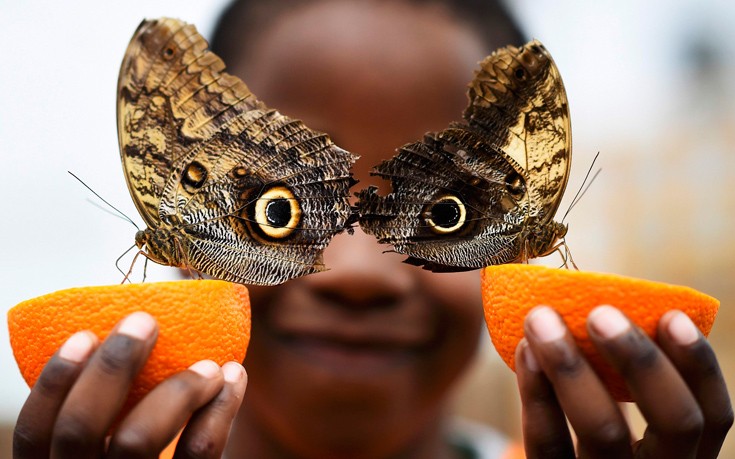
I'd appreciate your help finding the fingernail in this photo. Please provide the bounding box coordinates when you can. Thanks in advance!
[668,311,699,346]
[520,340,539,372]
[527,306,565,342]
[222,361,245,383]
[189,360,220,378]
[59,331,97,363]
[117,312,156,340]
[588,305,631,339]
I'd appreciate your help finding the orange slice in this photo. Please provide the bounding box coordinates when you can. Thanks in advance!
[8,280,250,417]
[481,264,719,401]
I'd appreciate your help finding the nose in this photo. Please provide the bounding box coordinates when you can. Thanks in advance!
[303,227,416,307]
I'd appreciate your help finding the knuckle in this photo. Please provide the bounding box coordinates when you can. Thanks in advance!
[208,387,240,414]
[179,433,218,459]
[110,426,156,457]
[526,436,574,459]
[97,336,136,375]
[689,342,723,378]
[52,414,99,454]
[549,345,585,377]
[161,375,212,412]
[13,423,43,457]
[35,360,77,394]
[616,334,660,375]
[167,375,199,399]
[586,418,630,448]
[526,384,558,408]
[668,408,705,440]
[708,407,734,438]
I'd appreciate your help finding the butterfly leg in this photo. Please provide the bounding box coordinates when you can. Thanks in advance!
[520,240,531,264]
[115,244,138,280]
[142,256,149,283]
[563,241,579,270]
[548,240,578,270]
[121,250,148,284]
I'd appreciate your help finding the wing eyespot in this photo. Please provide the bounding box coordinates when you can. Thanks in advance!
[232,166,249,178]
[254,186,301,239]
[505,171,526,200]
[424,195,466,235]
[162,46,176,60]
[181,161,208,192]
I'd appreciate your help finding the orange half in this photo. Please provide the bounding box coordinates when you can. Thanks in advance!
[481,264,719,401]
[8,280,251,417]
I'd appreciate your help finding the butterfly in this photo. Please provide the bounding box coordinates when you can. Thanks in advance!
[357,40,571,271]
[117,18,357,285]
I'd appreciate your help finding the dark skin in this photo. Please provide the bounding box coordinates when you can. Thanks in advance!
[14,2,732,458]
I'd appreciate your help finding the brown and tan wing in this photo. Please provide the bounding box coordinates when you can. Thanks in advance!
[117,18,264,227]
[357,40,571,271]
[117,18,356,284]
[465,39,571,224]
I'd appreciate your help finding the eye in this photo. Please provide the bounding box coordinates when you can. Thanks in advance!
[254,186,301,239]
[424,195,466,234]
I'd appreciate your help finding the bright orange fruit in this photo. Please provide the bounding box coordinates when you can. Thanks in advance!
[8,280,250,418]
[481,264,719,401]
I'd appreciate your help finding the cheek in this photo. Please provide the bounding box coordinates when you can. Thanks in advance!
[421,270,485,363]
[421,270,483,324]
[415,270,485,397]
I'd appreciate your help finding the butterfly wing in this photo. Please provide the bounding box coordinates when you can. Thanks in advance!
[357,40,571,271]
[466,40,571,226]
[118,18,357,284]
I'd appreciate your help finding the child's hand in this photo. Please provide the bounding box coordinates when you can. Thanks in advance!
[516,305,732,458]
[12,312,247,459]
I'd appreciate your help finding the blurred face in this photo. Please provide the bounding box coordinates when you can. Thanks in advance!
[228,2,489,457]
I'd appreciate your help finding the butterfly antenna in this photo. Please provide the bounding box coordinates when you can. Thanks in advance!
[68,171,140,230]
[561,152,601,224]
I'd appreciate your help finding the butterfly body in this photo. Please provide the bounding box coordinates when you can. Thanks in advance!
[118,18,356,285]
[134,227,186,268]
[357,40,570,271]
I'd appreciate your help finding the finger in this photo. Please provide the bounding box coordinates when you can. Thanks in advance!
[51,312,158,459]
[13,331,98,459]
[525,306,632,459]
[657,310,733,459]
[588,306,703,459]
[173,362,248,459]
[106,360,226,459]
[515,339,575,459]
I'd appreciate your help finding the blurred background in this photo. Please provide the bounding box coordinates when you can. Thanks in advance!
[1,0,734,456]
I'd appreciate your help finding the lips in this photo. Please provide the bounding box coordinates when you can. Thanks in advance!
[257,289,438,374]
[279,334,423,375]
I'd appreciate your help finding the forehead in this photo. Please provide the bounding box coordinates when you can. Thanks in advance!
[246,1,484,73]
[229,1,487,176]
[239,1,484,110]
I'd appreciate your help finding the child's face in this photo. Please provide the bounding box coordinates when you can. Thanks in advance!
[233,2,489,455]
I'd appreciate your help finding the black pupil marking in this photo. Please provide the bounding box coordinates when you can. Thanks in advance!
[163,47,174,58]
[183,162,207,189]
[266,199,291,227]
[515,68,525,79]
[431,200,461,228]
[505,172,525,198]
